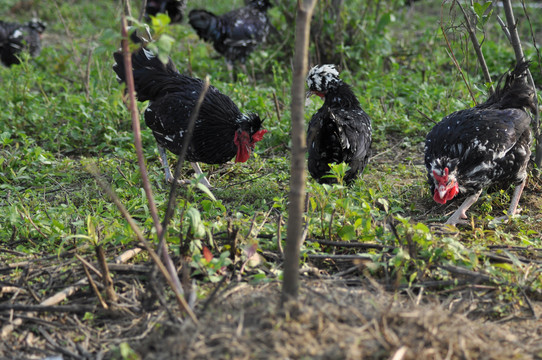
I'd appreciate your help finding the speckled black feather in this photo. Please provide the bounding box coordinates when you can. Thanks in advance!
[307,82,372,184]
[112,47,263,164]
[425,62,534,197]
[188,0,272,65]
[0,19,46,67]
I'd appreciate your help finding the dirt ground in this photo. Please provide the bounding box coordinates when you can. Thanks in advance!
[1,253,542,360]
[134,281,542,360]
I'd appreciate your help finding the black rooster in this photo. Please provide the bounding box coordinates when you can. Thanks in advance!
[425,62,535,225]
[0,19,46,67]
[188,0,273,74]
[145,0,186,24]
[113,47,267,187]
[306,64,372,184]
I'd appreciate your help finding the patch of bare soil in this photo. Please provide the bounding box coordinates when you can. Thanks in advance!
[1,248,542,360]
[134,281,542,360]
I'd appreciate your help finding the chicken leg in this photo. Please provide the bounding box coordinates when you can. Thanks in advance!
[158,145,211,188]
[495,178,526,222]
[445,189,482,225]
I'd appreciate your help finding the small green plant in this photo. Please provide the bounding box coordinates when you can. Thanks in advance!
[191,246,233,283]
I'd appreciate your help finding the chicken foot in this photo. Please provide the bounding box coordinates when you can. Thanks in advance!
[158,146,212,188]
[445,189,482,226]
[494,178,526,222]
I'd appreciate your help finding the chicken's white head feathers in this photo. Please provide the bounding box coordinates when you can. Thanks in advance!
[306,64,340,98]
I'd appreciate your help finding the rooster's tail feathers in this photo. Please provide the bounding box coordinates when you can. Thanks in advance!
[483,61,536,112]
[113,47,180,102]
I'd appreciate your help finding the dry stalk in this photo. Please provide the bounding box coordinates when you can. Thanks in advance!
[40,278,88,307]
[119,15,163,239]
[455,0,494,93]
[96,246,118,303]
[159,77,210,244]
[119,12,189,301]
[501,0,541,167]
[86,163,198,323]
[277,213,284,258]
[282,0,318,305]
[439,25,477,104]
[114,247,142,264]
[77,254,108,309]
[75,253,102,278]
[272,90,282,123]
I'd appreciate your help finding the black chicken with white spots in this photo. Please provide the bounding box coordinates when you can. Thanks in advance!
[188,0,273,73]
[425,62,535,225]
[113,47,267,187]
[0,19,46,67]
[145,0,186,24]
[306,64,372,184]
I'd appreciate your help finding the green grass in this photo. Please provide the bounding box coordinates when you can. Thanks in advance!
[1,0,542,311]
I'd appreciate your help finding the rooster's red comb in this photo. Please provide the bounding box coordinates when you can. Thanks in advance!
[433,167,449,185]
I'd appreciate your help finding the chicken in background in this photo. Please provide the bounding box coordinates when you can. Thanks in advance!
[425,61,535,225]
[0,19,46,67]
[188,0,273,78]
[112,46,267,188]
[306,64,373,184]
[145,0,186,24]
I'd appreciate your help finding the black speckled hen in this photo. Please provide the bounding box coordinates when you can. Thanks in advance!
[188,0,272,73]
[0,19,46,67]
[306,64,372,184]
[113,47,267,187]
[425,61,535,225]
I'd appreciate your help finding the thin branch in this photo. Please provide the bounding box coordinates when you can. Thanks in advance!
[77,255,108,309]
[154,77,209,297]
[120,12,190,300]
[281,0,318,305]
[440,26,477,104]
[455,0,493,93]
[501,0,541,167]
[86,164,198,324]
[96,245,118,303]
[119,16,163,239]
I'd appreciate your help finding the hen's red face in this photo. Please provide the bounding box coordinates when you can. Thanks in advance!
[432,167,459,204]
[234,129,268,163]
[308,90,326,99]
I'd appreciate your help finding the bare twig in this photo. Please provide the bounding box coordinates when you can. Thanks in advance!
[455,0,494,93]
[39,327,85,360]
[119,11,189,302]
[119,14,163,239]
[277,213,284,258]
[272,90,282,123]
[114,247,142,264]
[96,246,118,303]
[0,304,98,313]
[307,254,374,261]
[77,254,108,309]
[40,278,88,306]
[86,164,198,323]
[306,239,390,251]
[160,77,210,238]
[282,0,318,305]
[501,0,541,167]
[440,26,477,104]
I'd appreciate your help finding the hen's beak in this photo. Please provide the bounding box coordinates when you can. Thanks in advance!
[305,90,313,106]
[438,185,447,200]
